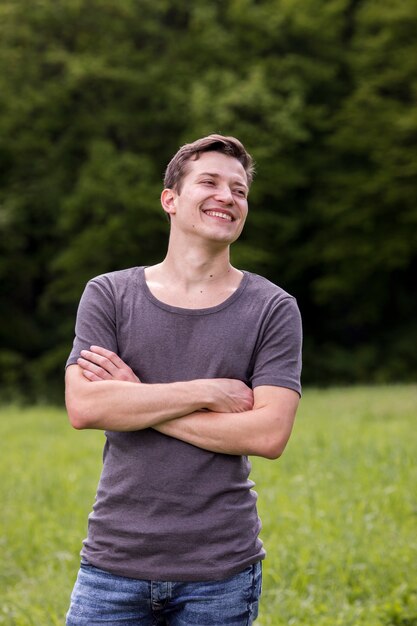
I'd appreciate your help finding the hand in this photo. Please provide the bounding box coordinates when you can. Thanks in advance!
[77,345,140,383]
[205,378,254,413]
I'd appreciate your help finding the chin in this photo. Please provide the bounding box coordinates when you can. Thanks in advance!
[208,233,241,246]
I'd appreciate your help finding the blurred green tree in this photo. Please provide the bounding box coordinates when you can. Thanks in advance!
[0,0,416,400]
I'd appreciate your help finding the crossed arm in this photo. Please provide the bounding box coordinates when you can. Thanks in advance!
[65,346,299,459]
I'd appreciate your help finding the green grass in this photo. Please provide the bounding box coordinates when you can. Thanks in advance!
[1,386,416,625]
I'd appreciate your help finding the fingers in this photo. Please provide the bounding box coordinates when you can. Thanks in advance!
[77,346,141,383]
[207,379,254,413]
[89,345,128,370]
[81,368,105,382]
[77,357,113,380]
[79,347,122,374]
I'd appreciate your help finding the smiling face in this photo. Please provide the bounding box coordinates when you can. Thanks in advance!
[161,151,249,247]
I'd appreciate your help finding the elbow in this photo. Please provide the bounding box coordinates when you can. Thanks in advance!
[66,405,90,430]
[68,413,88,430]
[250,394,297,459]
[65,393,96,430]
[261,444,285,460]
[255,435,288,460]
[65,366,102,430]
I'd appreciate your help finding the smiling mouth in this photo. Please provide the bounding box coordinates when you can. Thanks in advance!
[203,210,234,222]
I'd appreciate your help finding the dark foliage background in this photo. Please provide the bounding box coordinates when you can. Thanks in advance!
[1,0,416,402]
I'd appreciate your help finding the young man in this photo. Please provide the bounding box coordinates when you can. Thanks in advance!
[65,134,302,625]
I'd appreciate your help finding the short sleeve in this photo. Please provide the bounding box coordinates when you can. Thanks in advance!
[250,296,302,395]
[66,276,118,368]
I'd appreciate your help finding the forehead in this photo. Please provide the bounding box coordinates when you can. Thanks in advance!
[184,151,248,185]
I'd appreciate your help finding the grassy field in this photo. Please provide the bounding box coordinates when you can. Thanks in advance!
[1,385,416,625]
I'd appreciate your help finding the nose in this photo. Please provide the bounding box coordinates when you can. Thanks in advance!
[214,185,234,205]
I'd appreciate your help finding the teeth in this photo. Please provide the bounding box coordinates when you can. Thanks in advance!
[205,211,232,221]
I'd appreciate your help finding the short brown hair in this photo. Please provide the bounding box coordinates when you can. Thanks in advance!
[164,134,255,191]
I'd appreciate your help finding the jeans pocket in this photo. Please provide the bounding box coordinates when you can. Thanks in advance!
[249,562,262,622]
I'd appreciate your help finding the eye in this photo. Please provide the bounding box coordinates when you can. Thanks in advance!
[201,179,215,186]
[234,188,247,198]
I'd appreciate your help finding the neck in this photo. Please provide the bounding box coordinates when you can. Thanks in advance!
[161,239,234,287]
[144,239,243,308]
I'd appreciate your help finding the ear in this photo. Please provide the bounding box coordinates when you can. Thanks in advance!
[161,188,177,217]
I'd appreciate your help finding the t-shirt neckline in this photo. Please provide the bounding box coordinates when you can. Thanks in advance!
[138,267,250,316]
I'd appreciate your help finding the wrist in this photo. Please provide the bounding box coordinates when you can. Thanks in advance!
[187,379,215,411]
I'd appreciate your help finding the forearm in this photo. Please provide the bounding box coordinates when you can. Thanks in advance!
[65,365,214,431]
[154,403,295,460]
[154,410,262,456]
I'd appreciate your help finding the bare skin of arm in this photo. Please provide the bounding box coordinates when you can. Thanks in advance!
[65,346,253,431]
[72,346,299,459]
[154,385,299,459]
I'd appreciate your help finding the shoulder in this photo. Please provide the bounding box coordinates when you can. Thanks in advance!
[88,266,143,287]
[78,268,144,309]
[86,267,143,295]
[240,271,302,333]
[243,271,297,305]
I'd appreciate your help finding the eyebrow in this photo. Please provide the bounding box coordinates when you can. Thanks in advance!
[196,172,248,191]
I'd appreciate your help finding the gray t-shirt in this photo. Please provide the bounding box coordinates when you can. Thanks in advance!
[67,266,302,581]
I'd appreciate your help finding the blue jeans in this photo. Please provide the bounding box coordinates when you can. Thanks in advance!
[66,560,262,625]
